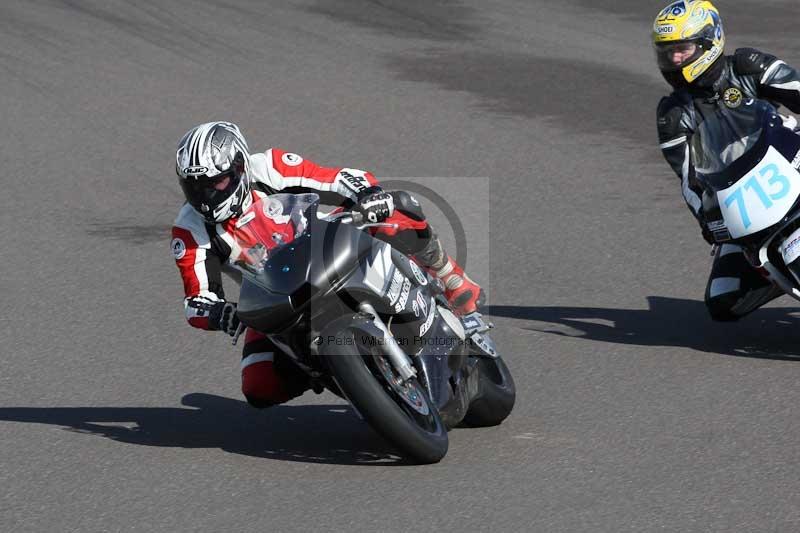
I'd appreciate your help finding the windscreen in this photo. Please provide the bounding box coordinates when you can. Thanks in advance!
[690,99,777,175]
[232,193,319,274]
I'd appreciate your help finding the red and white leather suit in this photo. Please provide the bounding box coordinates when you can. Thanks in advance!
[172,148,430,406]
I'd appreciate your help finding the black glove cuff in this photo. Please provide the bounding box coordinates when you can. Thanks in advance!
[209,301,237,332]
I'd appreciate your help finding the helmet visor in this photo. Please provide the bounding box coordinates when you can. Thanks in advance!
[655,40,704,72]
[180,167,244,212]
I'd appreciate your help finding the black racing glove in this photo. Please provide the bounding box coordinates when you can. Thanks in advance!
[355,186,395,223]
[697,215,715,245]
[210,301,240,336]
[701,226,715,245]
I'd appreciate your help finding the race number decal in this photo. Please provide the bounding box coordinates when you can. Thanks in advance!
[717,146,800,238]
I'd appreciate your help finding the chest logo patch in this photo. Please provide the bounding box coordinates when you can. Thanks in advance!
[722,87,743,109]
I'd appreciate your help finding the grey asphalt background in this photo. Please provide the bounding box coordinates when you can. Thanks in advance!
[2,1,800,531]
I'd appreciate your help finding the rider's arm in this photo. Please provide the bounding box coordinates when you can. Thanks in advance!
[657,96,703,219]
[263,148,381,205]
[171,221,231,331]
[736,48,800,113]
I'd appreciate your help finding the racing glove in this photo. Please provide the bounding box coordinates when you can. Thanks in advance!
[355,186,395,223]
[698,215,715,245]
[210,300,240,336]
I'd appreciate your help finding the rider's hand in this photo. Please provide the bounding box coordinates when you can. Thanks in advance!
[210,301,240,336]
[699,217,715,245]
[355,186,395,223]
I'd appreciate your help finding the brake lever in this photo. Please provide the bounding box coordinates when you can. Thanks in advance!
[231,322,246,346]
[324,211,397,231]
[356,222,399,230]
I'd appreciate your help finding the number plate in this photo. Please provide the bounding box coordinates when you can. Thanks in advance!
[717,146,800,238]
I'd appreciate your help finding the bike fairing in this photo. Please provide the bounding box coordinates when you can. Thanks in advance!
[690,99,800,241]
[231,194,514,461]
[689,103,800,311]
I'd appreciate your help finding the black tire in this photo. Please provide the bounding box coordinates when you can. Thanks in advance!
[463,357,516,427]
[323,330,449,464]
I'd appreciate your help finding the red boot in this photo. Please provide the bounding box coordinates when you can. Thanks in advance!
[432,256,485,315]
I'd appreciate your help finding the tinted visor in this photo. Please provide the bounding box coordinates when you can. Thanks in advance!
[180,167,243,212]
[655,40,705,72]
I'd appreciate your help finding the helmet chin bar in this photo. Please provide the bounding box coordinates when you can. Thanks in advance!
[207,179,248,223]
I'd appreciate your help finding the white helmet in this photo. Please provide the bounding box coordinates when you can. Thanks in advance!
[176,121,251,223]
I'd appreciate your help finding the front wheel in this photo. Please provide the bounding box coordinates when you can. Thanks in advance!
[322,328,449,464]
[463,357,516,427]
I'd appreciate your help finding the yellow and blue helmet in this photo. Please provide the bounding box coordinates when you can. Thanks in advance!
[652,1,724,88]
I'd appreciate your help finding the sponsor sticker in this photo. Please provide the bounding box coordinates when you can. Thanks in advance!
[415,292,428,318]
[386,269,405,305]
[394,278,411,313]
[281,152,303,166]
[171,237,186,260]
[419,304,436,337]
[463,316,479,330]
[782,227,800,265]
[409,261,428,286]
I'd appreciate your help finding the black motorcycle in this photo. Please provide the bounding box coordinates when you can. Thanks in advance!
[695,99,800,298]
[230,193,515,463]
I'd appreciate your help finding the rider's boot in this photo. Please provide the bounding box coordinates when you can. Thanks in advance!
[413,235,485,315]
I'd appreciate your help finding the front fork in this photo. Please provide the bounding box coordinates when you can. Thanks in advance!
[358,302,418,382]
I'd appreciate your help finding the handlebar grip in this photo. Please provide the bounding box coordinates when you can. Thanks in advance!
[350,211,365,225]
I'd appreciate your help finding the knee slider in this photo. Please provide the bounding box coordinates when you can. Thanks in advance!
[705,293,742,322]
[244,395,281,409]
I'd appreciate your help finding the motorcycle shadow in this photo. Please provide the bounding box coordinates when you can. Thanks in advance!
[488,296,800,360]
[0,392,413,466]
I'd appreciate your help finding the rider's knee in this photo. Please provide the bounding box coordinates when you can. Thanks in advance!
[705,296,741,321]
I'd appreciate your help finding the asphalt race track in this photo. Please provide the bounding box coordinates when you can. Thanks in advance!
[2,1,800,531]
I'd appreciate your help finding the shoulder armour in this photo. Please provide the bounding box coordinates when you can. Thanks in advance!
[733,48,778,77]
[657,94,689,143]
[174,203,211,247]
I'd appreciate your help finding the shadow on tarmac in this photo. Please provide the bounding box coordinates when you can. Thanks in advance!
[488,296,800,360]
[0,393,411,466]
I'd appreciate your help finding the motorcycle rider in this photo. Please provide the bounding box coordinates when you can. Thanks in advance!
[654,0,800,320]
[171,121,484,407]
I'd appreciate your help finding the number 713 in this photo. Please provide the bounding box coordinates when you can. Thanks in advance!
[723,163,790,228]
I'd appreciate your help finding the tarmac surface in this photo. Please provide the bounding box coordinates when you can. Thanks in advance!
[2,1,800,531]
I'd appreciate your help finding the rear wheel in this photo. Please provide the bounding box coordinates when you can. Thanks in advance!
[463,357,516,427]
[323,329,448,464]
